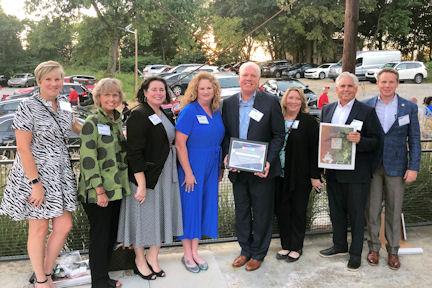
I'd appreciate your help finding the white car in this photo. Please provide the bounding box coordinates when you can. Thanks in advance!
[182,65,221,73]
[215,74,241,99]
[142,64,169,77]
[304,63,335,79]
[366,61,428,84]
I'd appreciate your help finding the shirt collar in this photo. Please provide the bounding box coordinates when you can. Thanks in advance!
[378,94,398,105]
[337,98,355,109]
[98,106,121,123]
[238,91,257,104]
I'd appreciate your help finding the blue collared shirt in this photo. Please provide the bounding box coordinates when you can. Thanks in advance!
[239,92,256,139]
[375,95,398,133]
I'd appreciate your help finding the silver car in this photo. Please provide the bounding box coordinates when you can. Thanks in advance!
[7,73,36,87]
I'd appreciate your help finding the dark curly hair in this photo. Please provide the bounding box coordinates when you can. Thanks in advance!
[136,76,170,104]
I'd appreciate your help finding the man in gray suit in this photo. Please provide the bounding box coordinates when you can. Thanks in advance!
[222,62,284,271]
[364,67,421,270]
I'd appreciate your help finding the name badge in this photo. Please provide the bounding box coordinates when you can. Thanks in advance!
[197,115,209,124]
[59,101,72,112]
[350,119,363,131]
[249,108,264,122]
[292,120,300,129]
[148,114,162,126]
[398,114,410,126]
[97,124,111,136]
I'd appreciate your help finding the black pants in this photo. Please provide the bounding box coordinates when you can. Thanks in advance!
[82,200,121,288]
[326,181,368,261]
[232,173,275,261]
[275,176,312,251]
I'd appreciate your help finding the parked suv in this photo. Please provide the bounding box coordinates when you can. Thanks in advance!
[366,61,428,84]
[7,73,36,87]
[261,60,292,78]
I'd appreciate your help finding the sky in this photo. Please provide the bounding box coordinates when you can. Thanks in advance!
[1,0,27,19]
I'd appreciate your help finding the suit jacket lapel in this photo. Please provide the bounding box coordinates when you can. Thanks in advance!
[324,102,337,123]
[232,93,240,138]
[345,99,360,125]
[386,94,405,134]
[247,91,262,138]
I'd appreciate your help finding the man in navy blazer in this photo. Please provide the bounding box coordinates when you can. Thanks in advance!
[222,62,284,271]
[319,72,380,271]
[363,68,421,270]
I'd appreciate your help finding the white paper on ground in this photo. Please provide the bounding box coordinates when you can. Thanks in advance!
[398,248,424,255]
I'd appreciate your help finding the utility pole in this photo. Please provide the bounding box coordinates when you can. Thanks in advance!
[342,0,359,74]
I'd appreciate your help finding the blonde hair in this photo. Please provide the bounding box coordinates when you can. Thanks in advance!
[92,78,125,107]
[280,86,309,116]
[180,71,221,112]
[34,60,65,84]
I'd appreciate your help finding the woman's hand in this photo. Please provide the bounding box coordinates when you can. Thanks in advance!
[218,169,224,182]
[182,173,197,192]
[311,178,323,192]
[96,186,109,207]
[28,182,45,207]
[134,185,147,204]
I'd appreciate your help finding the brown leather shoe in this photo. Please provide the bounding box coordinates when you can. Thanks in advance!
[366,251,379,266]
[232,255,250,267]
[388,254,400,270]
[245,259,262,271]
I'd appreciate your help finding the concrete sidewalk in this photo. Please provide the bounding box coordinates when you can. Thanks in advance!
[1,225,431,288]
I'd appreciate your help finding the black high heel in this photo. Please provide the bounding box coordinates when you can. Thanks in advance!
[146,257,166,277]
[133,262,156,280]
[34,278,48,287]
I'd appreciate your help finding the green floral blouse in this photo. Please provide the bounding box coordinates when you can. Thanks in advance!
[78,107,130,203]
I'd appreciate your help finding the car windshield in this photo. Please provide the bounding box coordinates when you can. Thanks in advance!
[218,77,240,88]
[13,74,26,78]
[277,81,306,91]
[382,62,398,68]
[318,64,331,68]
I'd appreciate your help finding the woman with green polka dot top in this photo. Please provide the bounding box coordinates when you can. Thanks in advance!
[78,78,130,288]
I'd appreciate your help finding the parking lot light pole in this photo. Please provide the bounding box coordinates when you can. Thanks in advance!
[118,24,138,95]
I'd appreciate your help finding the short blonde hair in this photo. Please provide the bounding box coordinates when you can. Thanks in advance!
[181,71,221,112]
[280,86,309,116]
[92,78,125,107]
[34,60,65,84]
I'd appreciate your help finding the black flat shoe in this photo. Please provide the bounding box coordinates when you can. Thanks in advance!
[133,262,156,280]
[146,257,166,277]
[286,249,302,263]
[276,250,290,260]
[108,278,122,287]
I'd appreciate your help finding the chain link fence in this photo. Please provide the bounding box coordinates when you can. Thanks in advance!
[1,145,431,261]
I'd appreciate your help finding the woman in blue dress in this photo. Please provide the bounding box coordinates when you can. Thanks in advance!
[175,71,225,273]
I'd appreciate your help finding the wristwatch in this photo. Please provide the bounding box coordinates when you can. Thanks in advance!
[29,177,41,185]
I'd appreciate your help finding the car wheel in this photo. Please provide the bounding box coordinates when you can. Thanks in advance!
[295,72,301,79]
[414,74,423,84]
[319,72,325,79]
[275,71,281,78]
[172,85,182,96]
[25,81,29,87]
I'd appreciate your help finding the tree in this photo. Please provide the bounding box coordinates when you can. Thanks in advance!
[26,16,74,63]
[212,16,244,63]
[0,9,25,74]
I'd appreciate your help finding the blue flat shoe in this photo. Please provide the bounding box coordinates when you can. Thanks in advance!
[181,257,200,273]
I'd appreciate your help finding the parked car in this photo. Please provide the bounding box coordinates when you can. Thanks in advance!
[215,74,241,99]
[142,65,169,77]
[0,99,25,117]
[64,75,97,91]
[0,75,8,87]
[281,63,318,79]
[5,87,39,101]
[166,72,198,96]
[304,63,336,79]
[366,61,428,84]
[231,61,249,74]
[183,65,221,73]
[159,64,202,78]
[161,88,181,116]
[329,50,401,80]
[219,63,234,72]
[261,60,292,78]
[61,83,93,105]
[7,73,36,87]
[260,78,320,117]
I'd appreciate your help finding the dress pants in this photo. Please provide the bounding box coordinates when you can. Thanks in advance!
[327,181,368,261]
[275,176,312,251]
[366,164,405,254]
[232,172,275,261]
[82,200,121,288]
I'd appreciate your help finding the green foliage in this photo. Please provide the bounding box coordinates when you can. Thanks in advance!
[170,49,208,66]
[0,11,25,75]
[119,56,165,73]
[212,16,244,63]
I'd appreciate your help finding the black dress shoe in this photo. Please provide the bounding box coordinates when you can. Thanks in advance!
[286,249,302,263]
[319,246,348,258]
[347,258,361,271]
[276,250,289,260]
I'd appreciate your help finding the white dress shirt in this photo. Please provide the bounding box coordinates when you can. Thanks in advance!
[375,95,398,133]
[331,98,355,125]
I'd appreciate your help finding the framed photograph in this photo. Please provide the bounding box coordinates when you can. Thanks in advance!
[318,123,356,170]
[226,138,268,173]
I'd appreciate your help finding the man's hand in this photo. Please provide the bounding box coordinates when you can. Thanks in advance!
[224,155,240,173]
[403,169,418,183]
[346,131,361,144]
[254,161,270,178]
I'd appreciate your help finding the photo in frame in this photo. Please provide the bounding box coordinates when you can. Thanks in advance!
[318,123,356,170]
[226,138,268,173]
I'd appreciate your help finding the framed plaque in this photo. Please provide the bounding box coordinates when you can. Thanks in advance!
[226,138,268,173]
[318,123,356,170]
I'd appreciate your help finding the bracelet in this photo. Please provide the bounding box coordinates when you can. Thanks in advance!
[97,191,105,195]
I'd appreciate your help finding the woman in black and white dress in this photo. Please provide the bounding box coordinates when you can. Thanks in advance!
[0,61,81,287]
